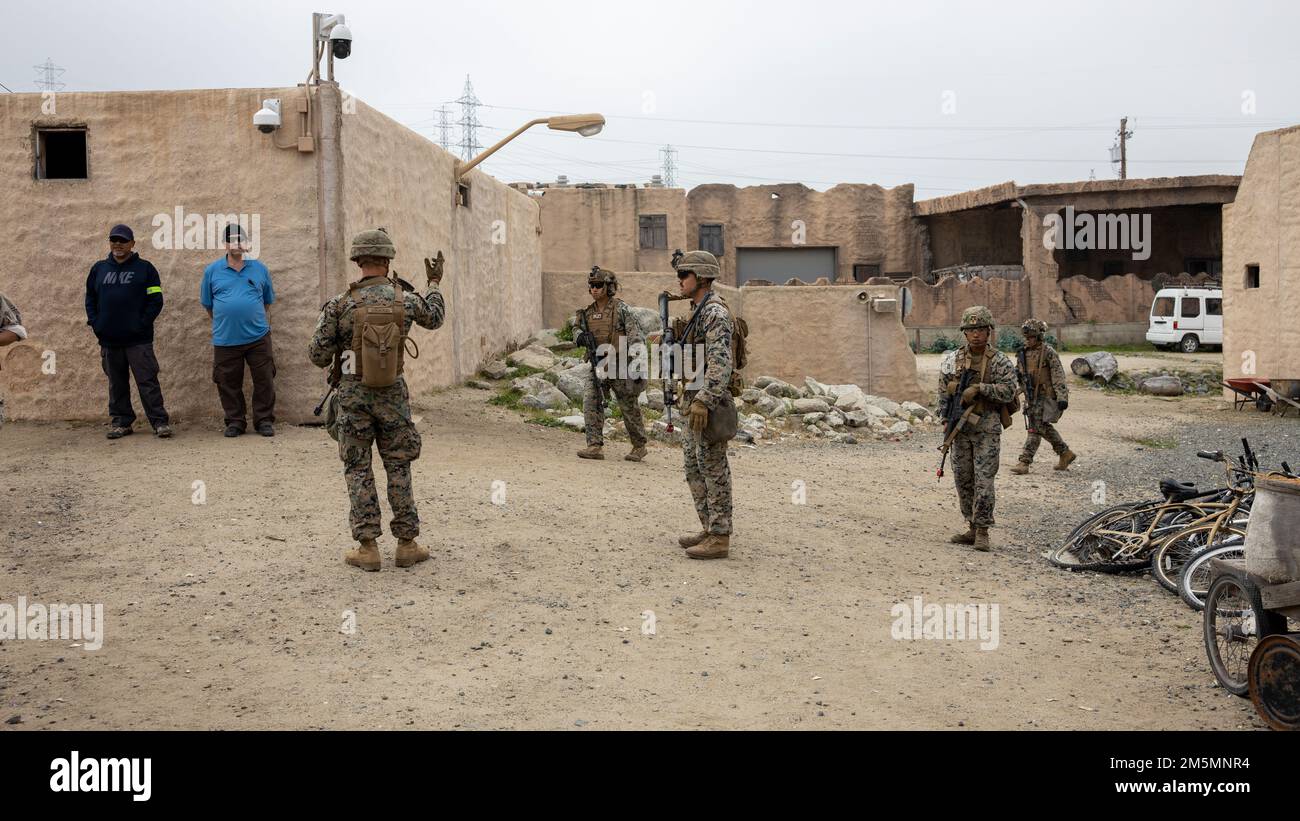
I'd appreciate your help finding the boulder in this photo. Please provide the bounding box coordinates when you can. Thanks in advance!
[886,420,912,435]
[826,409,848,427]
[480,359,509,380]
[901,401,930,420]
[863,404,891,419]
[532,328,563,348]
[627,306,660,338]
[749,393,786,418]
[792,397,832,415]
[740,388,764,404]
[510,375,553,395]
[521,383,570,410]
[1139,375,1184,396]
[639,389,665,410]
[834,390,866,411]
[753,376,777,389]
[843,410,873,428]
[554,366,591,403]
[862,395,902,416]
[558,415,586,431]
[507,344,558,371]
[467,379,494,391]
[650,419,682,444]
[763,379,802,399]
[1071,351,1119,383]
[802,412,826,425]
[804,377,829,398]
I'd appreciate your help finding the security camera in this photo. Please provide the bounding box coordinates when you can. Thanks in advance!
[330,23,352,59]
[253,99,282,134]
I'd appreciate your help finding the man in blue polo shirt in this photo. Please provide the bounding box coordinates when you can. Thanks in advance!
[200,224,277,437]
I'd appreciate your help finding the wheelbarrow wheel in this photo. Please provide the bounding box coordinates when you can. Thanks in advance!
[1248,634,1300,731]
[1203,574,1287,696]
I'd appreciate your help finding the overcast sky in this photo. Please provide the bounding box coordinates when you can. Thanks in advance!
[7,0,1298,196]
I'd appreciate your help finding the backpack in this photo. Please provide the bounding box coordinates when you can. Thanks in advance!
[677,294,750,396]
[348,278,418,388]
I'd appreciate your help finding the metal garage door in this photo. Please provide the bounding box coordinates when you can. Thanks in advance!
[736,247,836,285]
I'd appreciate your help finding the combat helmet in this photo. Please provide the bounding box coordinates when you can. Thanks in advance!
[588,266,618,295]
[349,228,397,262]
[1021,318,1048,337]
[960,305,995,330]
[673,249,721,280]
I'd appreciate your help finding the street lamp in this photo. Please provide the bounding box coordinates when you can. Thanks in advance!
[455,113,605,180]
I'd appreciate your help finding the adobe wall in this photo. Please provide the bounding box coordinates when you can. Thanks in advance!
[530,186,686,274]
[542,273,923,402]
[900,275,1031,329]
[0,87,320,423]
[1223,125,1300,384]
[339,98,542,406]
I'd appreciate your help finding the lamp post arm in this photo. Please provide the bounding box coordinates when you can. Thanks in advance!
[455,118,548,179]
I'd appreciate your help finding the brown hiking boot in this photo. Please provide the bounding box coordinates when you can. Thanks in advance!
[678,530,708,549]
[973,528,991,552]
[1055,450,1077,471]
[344,538,381,572]
[577,445,605,460]
[624,446,648,462]
[395,538,429,568]
[1010,461,1030,475]
[950,526,976,545]
[686,534,730,560]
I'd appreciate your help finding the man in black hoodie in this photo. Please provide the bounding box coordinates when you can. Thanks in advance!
[85,224,172,439]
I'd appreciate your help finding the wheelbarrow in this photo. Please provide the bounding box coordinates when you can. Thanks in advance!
[1222,378,1273,412]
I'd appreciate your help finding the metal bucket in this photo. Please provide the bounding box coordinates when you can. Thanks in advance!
[1245,475,1300,584]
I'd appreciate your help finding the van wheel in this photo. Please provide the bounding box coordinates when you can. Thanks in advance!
[1180,335,1200,354]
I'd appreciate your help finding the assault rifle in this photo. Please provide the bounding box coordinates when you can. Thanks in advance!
[936,367,980,480]
[314,354,343,417]
[658,291,679,433]
[575,307,608,409]
[1017,347,1038,433]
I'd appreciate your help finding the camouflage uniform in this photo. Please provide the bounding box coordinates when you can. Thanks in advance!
[576,296,648,449]
[308,276,445,541]
[939,309,1018,530]
[1016,332,1071,465]
[681,292,735,536]
[0,293,27,430]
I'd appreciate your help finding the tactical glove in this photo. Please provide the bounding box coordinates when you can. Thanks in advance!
[688,400,709,434]
[1058,400,1068,413]
[961,384,982,406]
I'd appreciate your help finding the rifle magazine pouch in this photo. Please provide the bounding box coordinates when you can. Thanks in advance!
[324,393,341,442]
[703,391,739,444]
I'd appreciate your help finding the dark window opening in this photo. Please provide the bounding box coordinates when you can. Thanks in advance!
[1206,298,1222,316]
[853,264,881,283]
[1180,297,1201,318]
[1184,258,1222,276]
[699,224,724,257]
[1152,297,1175,316]
[1245,264,1260,289]
[639,214,667,249]
[1101,259,1126,277]
[457,181,471,208]
[36,128,88,179]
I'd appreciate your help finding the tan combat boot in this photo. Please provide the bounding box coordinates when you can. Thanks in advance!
[395,538,430,568]
[1011,461,1031,475]
[686,534,729,560]
[973,528,991,552]
[678,531,708,549]
[577,445,605,460]
[1055,450,1077,471]
[950,526,976,545]
[624,445,648,462]
[345,538,381,572]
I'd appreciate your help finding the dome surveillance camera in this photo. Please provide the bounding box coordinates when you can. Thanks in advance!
[330,23,352,59]
[253,99,282,134]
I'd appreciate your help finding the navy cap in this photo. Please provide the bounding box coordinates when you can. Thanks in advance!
[223,223,247,242]
[108,224,134,241]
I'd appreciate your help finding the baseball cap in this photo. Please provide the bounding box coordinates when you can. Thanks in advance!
[108,224,134,241]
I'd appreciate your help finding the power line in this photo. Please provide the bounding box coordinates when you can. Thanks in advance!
[0,81,13,93]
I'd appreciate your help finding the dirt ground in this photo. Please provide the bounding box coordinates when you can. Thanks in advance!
[0,350,1286,730]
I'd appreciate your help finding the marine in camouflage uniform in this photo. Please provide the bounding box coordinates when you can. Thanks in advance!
[574,268,649,462]
[0,293,28,430]
[939,305,1018,552]
[672,250,735,560]
[308,229,446,571]
[1011,318,1076,474]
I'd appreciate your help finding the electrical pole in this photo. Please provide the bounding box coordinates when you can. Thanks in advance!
[436,106,453,151]
[1117,117,1133,180]
[455,76,482,162]
[660,144,678,188]
[33,58,66,93]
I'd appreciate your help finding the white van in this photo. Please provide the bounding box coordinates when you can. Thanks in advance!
[1146,287,1223,353]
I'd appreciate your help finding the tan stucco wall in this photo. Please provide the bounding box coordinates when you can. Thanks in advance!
[339,99,541,402]
[542,273,923,401]
[0,87,319,423]
[532,186,686,274]
[1223,125,1300,383]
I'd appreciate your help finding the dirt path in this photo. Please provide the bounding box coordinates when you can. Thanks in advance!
[0,362,1276,730]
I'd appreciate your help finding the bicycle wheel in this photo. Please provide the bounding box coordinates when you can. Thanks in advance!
[1178,539,1245,612]
[1203,573,1287,696]
[1050,502,1204,573]
[1151,520,1245,594]
[1062,501,1142,545]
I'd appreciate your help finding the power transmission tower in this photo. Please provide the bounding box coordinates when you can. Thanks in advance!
[1110,116,1133,179]
[436,106,453,150]
[33,58,66,93]
[660,144,678,188]
[455,75,482,161]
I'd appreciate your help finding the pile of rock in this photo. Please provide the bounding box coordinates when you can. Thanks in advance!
[738,376,936,443]
[1099,369,1223,397]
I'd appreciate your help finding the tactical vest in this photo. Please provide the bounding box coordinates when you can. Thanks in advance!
[345,277,418,387]
[951,347,1016,427]
[583,298,624,350]
[680,294,744,397]
[1022,347,1057,401]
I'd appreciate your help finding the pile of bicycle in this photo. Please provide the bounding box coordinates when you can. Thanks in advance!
[1049,438,1290,612]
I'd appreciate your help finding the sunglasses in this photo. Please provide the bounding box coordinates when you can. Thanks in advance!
[109,237,132,244]
[588,282,605,289]
[676,270,693,280]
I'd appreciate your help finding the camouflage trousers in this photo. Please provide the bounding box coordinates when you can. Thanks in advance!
[951,428,1001,528]
[1019,414,1068,463]
[335,378,423,542]
[682,423,732,535]
[583,377,647,448]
